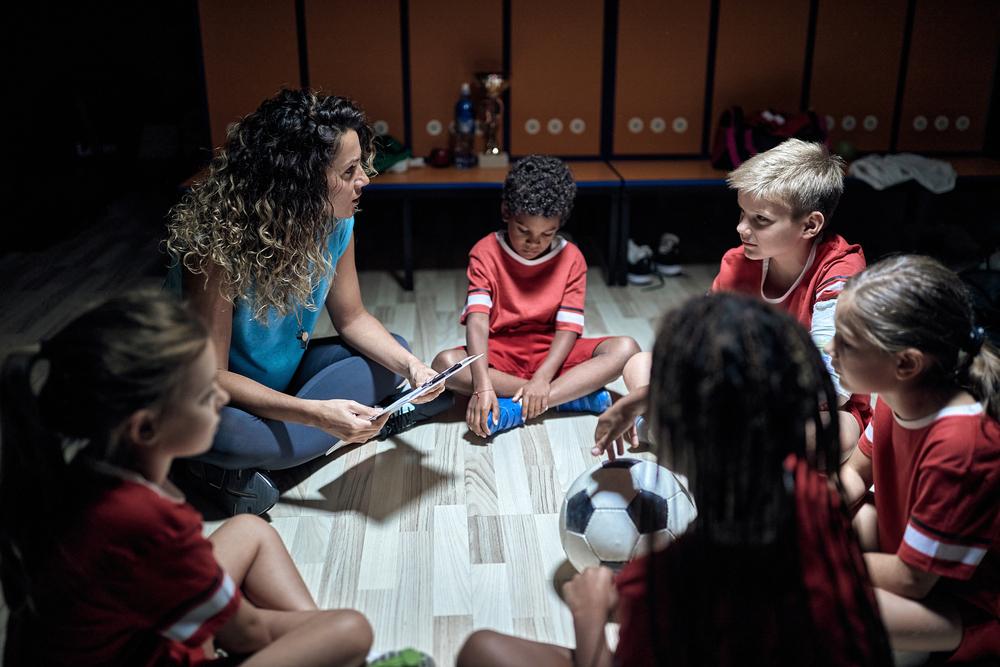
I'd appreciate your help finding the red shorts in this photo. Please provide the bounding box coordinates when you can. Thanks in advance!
[458,332,610,380]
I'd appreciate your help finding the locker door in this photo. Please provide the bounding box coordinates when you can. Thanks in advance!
[199,0,300,149]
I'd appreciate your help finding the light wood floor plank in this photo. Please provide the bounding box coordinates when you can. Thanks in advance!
[432,505,472,617]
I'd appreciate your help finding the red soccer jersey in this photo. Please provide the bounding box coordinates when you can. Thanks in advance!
[460,232,587,337]
[711,234,864,329]
[712,234,869,424]
[858,398,1000,616]
[5,464,241,667]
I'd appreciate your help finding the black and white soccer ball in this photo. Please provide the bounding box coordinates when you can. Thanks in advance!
[559,457,697,572]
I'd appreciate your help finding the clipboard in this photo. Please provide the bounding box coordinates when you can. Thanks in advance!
[368,353,483,421]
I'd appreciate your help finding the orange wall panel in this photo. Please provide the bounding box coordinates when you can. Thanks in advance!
[712,0,810,128]
[897,0,1000,153]
[510,0,604,156]
[408,1,503,158]
[199,0,300,149]
[306,1,404,144]
[810,0,907,152]
[614,0,711,155]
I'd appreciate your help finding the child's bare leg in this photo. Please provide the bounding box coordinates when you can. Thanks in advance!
[432,348,525,397]
[547,337,640,405]
[873,588,962,652]
[241,608,373,667]
[457,629,573,667]
[622,350,651,391]
[209,514,317,611]
[838,409,861,461]
[853,502,879,552]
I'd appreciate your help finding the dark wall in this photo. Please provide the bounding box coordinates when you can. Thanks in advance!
[6,1,209,250]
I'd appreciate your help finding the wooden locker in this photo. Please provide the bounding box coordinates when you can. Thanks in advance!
[897,0,1000,153]
[306,0,405,146]
[810,0,908,152]
[408,0,503,159]
[199,0,300,149]
[510,0,604,156]
[614,0,712,155]
[711,0,810,131]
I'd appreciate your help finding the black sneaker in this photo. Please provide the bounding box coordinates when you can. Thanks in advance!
[185,462,279,516]
[626,240,655,285]
[377,390,455,440]
[653,233,682,276]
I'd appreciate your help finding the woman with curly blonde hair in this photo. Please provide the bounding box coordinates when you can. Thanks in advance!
[166,89,447,516]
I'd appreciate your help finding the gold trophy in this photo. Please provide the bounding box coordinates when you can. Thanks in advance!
[475,71,510,168]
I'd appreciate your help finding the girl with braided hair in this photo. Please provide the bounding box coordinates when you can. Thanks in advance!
[832,255,1000,661]
[457,293,891,666]
[166,89,447,516]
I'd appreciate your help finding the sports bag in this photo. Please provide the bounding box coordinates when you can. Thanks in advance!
[710,106,829,170]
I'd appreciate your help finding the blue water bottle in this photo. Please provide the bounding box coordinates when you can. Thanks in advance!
[454,82,477,169]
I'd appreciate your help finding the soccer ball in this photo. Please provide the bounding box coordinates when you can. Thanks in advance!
[559,458,697,572]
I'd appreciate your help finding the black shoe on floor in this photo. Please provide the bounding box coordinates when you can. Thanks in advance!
[653,233,682,276]
[185,462,279,516]
[378,389,455,440]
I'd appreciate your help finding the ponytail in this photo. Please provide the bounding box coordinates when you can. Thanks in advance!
[966,339,1000,421]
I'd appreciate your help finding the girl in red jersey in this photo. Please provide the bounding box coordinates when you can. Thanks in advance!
[0,291,374,666]
[831,255,1000,662]
[456,293,892,667]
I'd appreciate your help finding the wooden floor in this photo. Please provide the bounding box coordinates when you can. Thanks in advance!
[0,218,716,665]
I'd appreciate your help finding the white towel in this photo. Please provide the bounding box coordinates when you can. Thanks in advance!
[848,153,956,194]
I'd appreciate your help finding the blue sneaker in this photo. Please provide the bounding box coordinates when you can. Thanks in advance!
[555,389,612,414]
[487,397,525,436]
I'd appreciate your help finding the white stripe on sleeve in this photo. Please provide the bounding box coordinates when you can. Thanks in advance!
[465,294,493,310]
[903,524,987,567]
[556,311,585,327]
[162,572,237,643]
[812,299,850,399]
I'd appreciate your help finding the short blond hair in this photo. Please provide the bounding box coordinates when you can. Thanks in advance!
[727,139,845,220]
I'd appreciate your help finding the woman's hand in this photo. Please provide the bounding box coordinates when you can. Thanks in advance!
[466,387,500,438]
[406,360,446,405]
[512,375,551,420]
[563,566,619,621]
[311,399,391,444]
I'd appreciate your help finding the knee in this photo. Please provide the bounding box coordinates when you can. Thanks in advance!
[457,630,506,667]
[331,609,373,659]
[432,348,462,372]
[224,513,276,544]
[613,336,642,360]
[624,350,651,375]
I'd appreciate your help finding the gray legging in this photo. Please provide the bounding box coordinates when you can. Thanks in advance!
[197,335,408,470]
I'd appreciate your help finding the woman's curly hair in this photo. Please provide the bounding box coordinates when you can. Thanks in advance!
[166,89,375,319]
[501,155,576,225]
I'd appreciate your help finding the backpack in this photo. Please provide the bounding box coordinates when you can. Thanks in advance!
[710,107,830,170]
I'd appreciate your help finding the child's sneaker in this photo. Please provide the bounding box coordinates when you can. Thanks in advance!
[653,233,682,276]
[377,390,454,440]
[555,389,612,414]
[626,239,655,285]
[487,397,525,436]
[368,647,436,667]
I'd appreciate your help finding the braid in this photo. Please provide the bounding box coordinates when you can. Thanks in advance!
[642,293,889,665]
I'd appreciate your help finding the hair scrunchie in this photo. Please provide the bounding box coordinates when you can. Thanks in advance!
[966,326,986,356]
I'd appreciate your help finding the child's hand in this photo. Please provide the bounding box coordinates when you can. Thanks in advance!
[563,566,619,620]
[467,387,500,438]
[592,390,646,460]
[512,376,551,420]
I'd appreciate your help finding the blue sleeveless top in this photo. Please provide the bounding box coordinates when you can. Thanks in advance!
[166,217,354,392]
